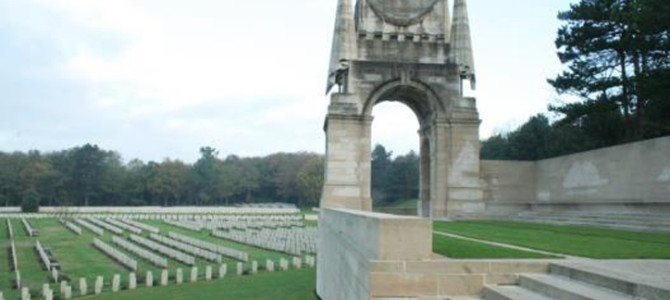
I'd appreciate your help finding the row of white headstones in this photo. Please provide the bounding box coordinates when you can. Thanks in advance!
[23,254,315,300]
[5,213,316,300]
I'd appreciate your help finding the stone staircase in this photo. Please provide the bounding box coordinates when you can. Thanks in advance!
[509,211,670,232]
[478,262,670,300]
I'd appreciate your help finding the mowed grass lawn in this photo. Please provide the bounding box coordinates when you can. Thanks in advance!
[88,266,317,300]
[434,220,670,258]
[432,234,556,259]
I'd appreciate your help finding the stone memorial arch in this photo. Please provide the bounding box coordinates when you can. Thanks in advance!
[321,0,484,218]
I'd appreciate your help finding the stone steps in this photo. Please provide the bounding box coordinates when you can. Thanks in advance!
[480,261,670,300]
[483,286,554,300]
[518,274,632,300]
[549,263,670,300]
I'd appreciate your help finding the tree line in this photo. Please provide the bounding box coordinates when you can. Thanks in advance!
[0,143,422,211]
[0,145,324,211]
[482,0,669,161]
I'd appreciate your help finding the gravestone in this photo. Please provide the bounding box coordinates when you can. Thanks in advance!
[176,268,183,284]
[205,266,212,281]
[64,286,72,299]
[79,278,87,296]
[161,269,168,286]
[190,267,198,283]
[60,281,67,295]
[267,259,275,272]
[293,257,302,269]
[21,287,30,300]
[112,274,120,292]
[129,273,137,290]
[94,276,103,294]
[146,271,154,287]
[52,269,58,283]
[251,261,258,274]
[44,290,52,300]
[237,262,244,276]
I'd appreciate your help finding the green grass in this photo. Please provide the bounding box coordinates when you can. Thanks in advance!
[434,220,670,258]
[1,219,19,300]
[87,268,317,300]
[432,234,556,259]
[373,198,418,216]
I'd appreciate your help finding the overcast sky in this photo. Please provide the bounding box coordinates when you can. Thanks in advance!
[0,0,577,163]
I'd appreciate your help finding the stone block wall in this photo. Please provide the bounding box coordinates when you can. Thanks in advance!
[481,136,670,215]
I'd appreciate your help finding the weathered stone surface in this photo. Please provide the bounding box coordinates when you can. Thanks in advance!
[322,0,483,218]
[79,278,87,296]
[129,273,137,290]
[94,276,103,295]
[161,269,169,286]
[176,268,183,284]
[190,267,198,282]
[112,274,120,292]
[145,271,153,287]
[205,266,212,280]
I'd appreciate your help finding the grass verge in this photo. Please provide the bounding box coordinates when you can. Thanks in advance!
[432,233,556,259]
[434,220,670,258]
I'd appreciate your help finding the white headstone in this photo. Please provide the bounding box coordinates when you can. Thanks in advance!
[42,284,50,298]
[190,267,198,283]
[0,291,3,300]
[21,287,30,300]
[237,262,244,276]
[293,257,302,269]
[129,273,137,290]
[52,269,58,283]
[60,281,67,296]
[266,260,275,272]
[79,278,88,296]
[112,274,120,292]
[145,271,153,287]
[251,261,258,274]
[218,264,227,279]
[64,286,72,299]
[44,290,53,300]
[94,276,103,295]
[176,268,183,285]
[161,269,168,286]
[204,266,212,281]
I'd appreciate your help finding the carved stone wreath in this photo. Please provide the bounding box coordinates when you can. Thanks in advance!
[367,0,441,27]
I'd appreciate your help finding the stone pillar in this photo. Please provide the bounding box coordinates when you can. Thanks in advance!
[145,271,153,287]
[112,274,120,292]
[94,276,103,295]
[321,111,373,211]
[79,278,87,296]
[218,264,227,279]
[205,266,212,280]
[176,268,183,284]
[441,116,484,218]
[190,267,198,283]
[129,273,137,290]
[161,269,169,286]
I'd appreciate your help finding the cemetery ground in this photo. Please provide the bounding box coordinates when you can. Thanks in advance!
[2,214,670,300]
